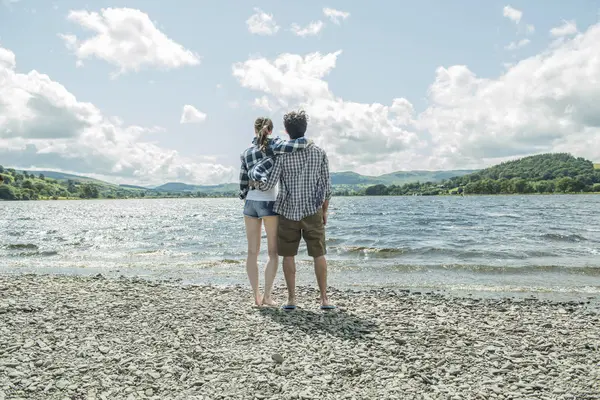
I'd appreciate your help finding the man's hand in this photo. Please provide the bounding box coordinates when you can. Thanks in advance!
[321,199,329,226]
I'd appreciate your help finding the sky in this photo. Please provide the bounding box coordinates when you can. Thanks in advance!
[1,0,600,185]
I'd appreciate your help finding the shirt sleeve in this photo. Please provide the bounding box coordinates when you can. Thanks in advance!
[257,155,283,191]
[269,137,310,155]
[239,154,250,200]
[321,151,332,200]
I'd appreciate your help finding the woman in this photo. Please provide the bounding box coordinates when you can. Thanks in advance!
[239,117,309,306]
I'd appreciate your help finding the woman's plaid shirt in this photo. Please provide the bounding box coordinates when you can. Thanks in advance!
[239,137,309,200]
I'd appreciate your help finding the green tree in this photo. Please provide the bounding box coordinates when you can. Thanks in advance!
[22,180,34,190]
[556,177,574,193]
[365,184,388,196]
[80,183,100,199]
[0,185,17,200]
[67,180,78,194]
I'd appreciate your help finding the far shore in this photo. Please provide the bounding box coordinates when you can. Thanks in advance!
[1,191,600,202]
[1,274,598,399]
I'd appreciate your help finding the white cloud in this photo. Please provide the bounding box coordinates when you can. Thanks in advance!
[59,8,200,77]
[505,38,530,50]
[233,51,423,172]
[0,44,235,185]
[551,20,578,37]
[291,21,324,37]
[246,8,279,36]
[180,105,207,124]
[233,23,600,173]
[503,5,522,24]
[323,7,350,25]
[253,96,274,112]
[0,45,16,69]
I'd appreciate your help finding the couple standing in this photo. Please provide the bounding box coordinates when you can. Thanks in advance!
[239,110,334,310]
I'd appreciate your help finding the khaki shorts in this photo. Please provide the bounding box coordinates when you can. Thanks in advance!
[278,209,326,258]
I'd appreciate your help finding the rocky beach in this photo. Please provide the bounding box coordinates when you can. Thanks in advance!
[0,274,598,400]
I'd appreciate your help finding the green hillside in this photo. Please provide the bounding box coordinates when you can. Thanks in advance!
[365,153,600,196]
[0,167,148,200]
[330,172,381,185]
[25,170,114,185]
[594,163,600,170]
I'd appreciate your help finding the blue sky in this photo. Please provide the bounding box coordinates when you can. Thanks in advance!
[1,0,600,185]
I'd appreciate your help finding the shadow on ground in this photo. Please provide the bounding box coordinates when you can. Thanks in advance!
[258,307,378,340]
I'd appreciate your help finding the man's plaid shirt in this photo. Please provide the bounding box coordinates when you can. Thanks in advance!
[239,136,309,200]
[257,143,332,221]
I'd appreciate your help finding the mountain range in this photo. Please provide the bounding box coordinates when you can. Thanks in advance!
[21,169,478,193]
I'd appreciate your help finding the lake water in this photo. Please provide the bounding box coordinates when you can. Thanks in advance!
[1,196,599,299]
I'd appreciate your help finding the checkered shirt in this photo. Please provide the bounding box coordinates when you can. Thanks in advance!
[239,136,309,200]
[257,143,332,221]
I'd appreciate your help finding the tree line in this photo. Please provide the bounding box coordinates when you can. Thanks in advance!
[2,153,599,200]
[358,154,600,196]
[0,166,238,201]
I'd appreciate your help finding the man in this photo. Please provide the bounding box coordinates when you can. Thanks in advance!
[257,110,334,310]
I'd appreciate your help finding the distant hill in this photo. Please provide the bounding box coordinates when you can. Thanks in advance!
[594,163,600,170]
[445,153,600,194]
[119,184,149,190]
[330,172,381,185]
[7,168,481,194]
[453,153,594,182]
[154,182,238,193]
[26,170,114,186]
[363,153,600,196]
[330,170,475,186]
[377,170,476,185]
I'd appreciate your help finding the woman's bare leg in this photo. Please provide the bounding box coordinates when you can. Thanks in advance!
[244,216,262,306]
[261,216,279,306]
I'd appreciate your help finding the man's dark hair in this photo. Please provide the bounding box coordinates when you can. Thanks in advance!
[283,110,308,139]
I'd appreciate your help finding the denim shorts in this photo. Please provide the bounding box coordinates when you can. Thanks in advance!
[243,200,278,218]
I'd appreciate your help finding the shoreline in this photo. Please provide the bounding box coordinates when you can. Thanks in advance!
[1,274,598,399]
[2,192,600,202]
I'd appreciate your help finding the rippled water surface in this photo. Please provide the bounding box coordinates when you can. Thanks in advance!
[1,196,599,296]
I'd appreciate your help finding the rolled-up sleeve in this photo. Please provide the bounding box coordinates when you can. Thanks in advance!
[269,137,309,155]
[257,156,283,191]
[239,154,250,200]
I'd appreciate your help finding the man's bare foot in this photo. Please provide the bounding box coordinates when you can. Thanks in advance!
[253,295,262,307]
[283,297,297,309]
[261,296,277,307]
[320,297,335,309]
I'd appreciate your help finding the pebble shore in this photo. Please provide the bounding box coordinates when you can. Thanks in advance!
[1,274,599,400]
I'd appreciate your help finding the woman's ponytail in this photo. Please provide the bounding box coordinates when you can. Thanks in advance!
[254,117,273,152]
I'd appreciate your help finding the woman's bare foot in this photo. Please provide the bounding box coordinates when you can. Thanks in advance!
[261,296,277,307]
[253,295,262,307]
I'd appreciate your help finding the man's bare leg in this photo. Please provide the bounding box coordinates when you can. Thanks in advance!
[314,255,330,307]
[282,256,297,307]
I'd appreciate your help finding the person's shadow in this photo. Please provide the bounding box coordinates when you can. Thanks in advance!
[258,307,378,341]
